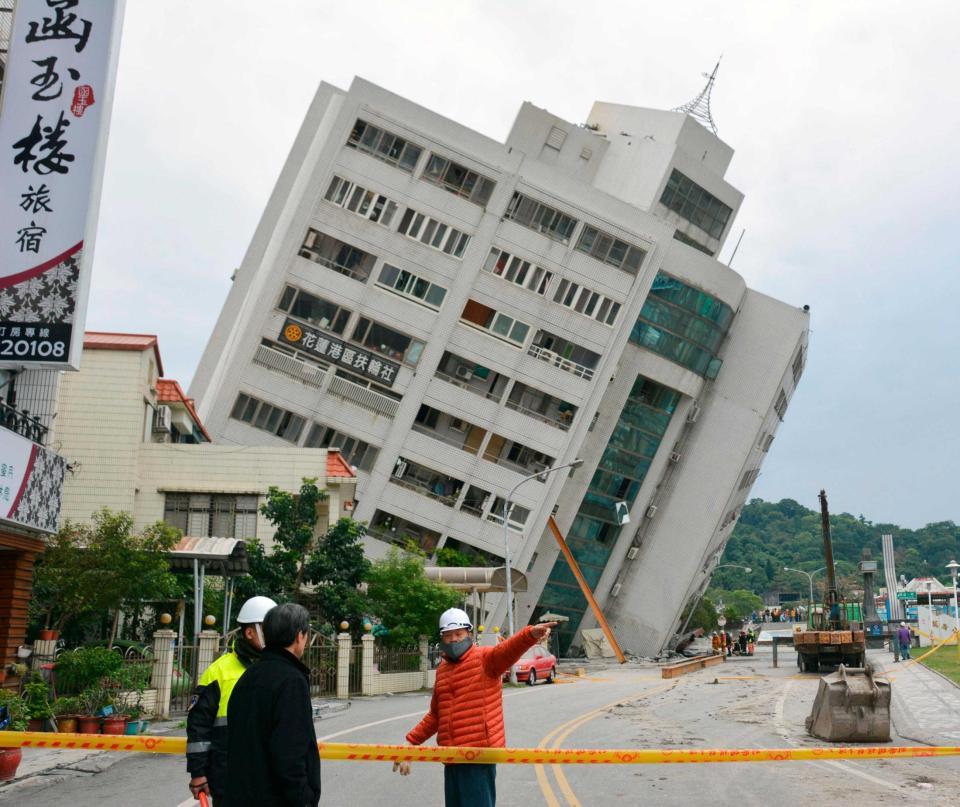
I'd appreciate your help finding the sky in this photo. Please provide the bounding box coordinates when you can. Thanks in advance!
[81,1,960,529]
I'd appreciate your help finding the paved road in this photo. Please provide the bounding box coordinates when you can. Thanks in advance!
[3,650,959,805]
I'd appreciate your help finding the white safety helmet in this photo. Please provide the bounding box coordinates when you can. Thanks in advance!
[439,608,473,633]
[237,596,277,625]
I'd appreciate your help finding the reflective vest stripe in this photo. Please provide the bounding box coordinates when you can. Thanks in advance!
[186,741,212,753]
[213,717,228,727]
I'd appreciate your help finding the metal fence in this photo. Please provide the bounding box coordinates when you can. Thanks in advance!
[349,644,363,695]
[168,643,199,714]
[374,643,422,674]
[303,634,337,697]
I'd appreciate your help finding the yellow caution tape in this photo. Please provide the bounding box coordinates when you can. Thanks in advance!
[1,732,960,764]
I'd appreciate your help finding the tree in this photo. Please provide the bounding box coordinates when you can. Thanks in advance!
[304,518,370,628]
[257,478,328,596]
[32,509,179,641]
[365,549,461,646]
[678,594,718,633]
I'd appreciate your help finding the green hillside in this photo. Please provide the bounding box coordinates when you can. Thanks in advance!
[709,498,960,598]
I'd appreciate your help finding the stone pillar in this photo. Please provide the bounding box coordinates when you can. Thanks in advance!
[419,635,429,687]
[336,632,351,700]
[361,634,374,696]
[197,630,220,679]
[151,629,176,718]
[31,638,57,670]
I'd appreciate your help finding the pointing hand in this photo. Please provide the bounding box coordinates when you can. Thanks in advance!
[530,621,558,640]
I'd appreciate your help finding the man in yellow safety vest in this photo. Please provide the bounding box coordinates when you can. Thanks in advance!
[186,595,277,804]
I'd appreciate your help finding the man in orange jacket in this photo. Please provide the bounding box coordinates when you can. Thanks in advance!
[394,607,556,806]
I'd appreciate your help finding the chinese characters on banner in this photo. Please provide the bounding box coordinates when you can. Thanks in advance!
[0,0,124,369]
[278,319,401,387]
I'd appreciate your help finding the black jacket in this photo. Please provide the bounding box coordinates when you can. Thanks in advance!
[224,647,321,807]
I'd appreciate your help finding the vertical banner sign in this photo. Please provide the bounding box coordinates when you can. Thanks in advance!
[0,0,124,369]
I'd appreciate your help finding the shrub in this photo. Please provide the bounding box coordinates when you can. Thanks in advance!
[0,690,26,732]
[55,647,123,695]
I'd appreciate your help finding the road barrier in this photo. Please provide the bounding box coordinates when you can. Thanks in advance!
[2,732,960,765]
[661,654,725,679]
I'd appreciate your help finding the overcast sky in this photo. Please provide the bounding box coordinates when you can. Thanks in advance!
[83,1,959,528]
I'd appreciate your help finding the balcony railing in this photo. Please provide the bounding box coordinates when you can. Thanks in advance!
[389,475,459,507]
[483,453,548,480]
[434,369,503,402]
[327,374,400,418]
[0,400,48,444]
[527,344,595,381]
[297,248,373,282]
[410,422,478,453]
[503,399,573,431]
[253,345,326,388]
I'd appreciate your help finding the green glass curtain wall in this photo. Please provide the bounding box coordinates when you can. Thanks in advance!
[533,376,680,653]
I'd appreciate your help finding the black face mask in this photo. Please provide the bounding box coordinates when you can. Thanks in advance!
[440,637,473,662]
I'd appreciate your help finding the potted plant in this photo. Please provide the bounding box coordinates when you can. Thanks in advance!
[0,689,26,782]
[121,705,142,735]
[77,688,106,734]
[22,680,53,732]
[53,696,82,733]
[38,629,60,642]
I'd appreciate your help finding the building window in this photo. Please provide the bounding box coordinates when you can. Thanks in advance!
[574,225,646,274]
[761,433,775,452]
[390,456,463,507]
[230,393,305,443]
[352,317,424,366]
[552,279,621,325]
[672,229,714,256]
[487,497,531,531]
[482,248,552,295]
[421,153,496,205]
[630,272,733,379]
[324,175,399,227]
[659,169,732,240]
[739,468,761,490]
[482,435,554,477]
[412,404,488,455]
[504,192,578,243]
[368,510,441,553]
[298,229,377,282]
[434,351,509,401]
[460,299,530,346]
[164,493,258,539]
[376,264,447,310]
[303,423,378,471]
[396,208,471,257]
[346,119,422,173]
[545,126,567,151]
[277,285,351,333]
[774,389,788,421]
[460,485,491,517]
[792,346,805,384]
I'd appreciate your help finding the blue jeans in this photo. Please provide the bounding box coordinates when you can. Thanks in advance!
[444,764,496,807]
[900,642,911,659]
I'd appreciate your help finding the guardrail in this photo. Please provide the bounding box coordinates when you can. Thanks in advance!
[327,374,400,417]
[527,344,595,381]
[253,345,326,388]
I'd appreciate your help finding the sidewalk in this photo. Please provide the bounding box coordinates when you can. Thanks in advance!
[870,648,960,745]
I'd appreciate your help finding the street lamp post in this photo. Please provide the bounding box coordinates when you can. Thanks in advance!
[502,459,583,637]
[784,566,827,611]
[947,560,960,658]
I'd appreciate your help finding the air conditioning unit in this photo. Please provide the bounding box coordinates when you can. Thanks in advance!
[686,403,701,423]
[610,582,622,597]
[669,451,682,464]
[153,405,172,433]
[626,546,639,560]
[455,365,473,380]
[644,504,658,519]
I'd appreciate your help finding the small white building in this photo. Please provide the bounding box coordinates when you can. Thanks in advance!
[53,332,357,541]
[189,77,808,656]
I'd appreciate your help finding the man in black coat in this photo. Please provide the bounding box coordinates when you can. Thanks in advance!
[225,602,321,806]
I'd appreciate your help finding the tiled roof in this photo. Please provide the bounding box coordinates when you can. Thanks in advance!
[84,332,164,375]
[156,378,211,442]
[326,449,357,479]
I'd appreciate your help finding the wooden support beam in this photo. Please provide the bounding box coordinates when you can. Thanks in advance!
[546,515,626,664]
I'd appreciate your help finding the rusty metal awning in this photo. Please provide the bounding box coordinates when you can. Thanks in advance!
[423,566,527,593]
[167,536,249,576]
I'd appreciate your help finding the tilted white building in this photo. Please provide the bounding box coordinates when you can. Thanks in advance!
[190,76,808,656]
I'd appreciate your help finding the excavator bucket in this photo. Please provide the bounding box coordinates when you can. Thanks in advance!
[805,664,891,743]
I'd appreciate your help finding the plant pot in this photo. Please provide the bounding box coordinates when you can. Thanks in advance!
[0,748,22,782]
[38,629,59,641]
[138,719,150,734]
[58,716,79,733]
[77,716,101,734]
[123,719,140,736]
[27,718,45,732]
[101,716,126,735]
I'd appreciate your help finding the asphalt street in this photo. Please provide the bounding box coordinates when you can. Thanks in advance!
[3,649,959,806]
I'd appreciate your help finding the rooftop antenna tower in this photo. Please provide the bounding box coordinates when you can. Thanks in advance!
[673,59,721,135]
